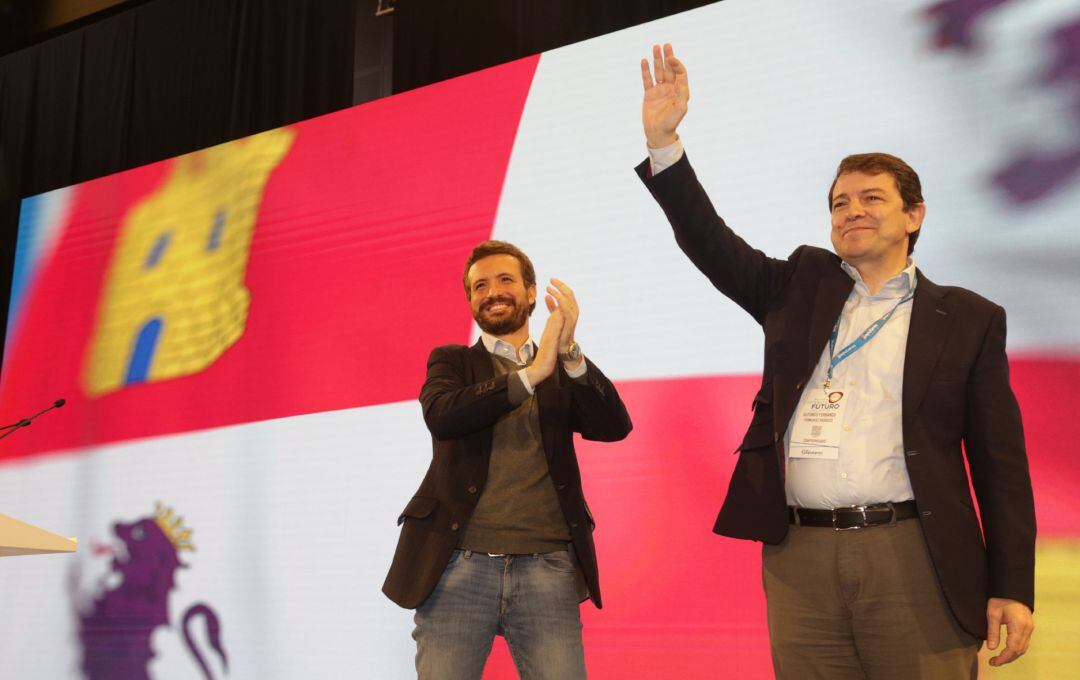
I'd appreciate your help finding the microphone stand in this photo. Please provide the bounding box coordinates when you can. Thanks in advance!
[0,399,66,440]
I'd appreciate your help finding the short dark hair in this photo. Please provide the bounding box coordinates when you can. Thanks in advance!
[462,240,537,312]
[829,153,925,254]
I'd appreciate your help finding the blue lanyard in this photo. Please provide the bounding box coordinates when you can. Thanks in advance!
[825,291,914,389]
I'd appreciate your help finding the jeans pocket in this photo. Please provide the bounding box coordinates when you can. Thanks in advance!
[444,549,463,568]
[539,550,577,574]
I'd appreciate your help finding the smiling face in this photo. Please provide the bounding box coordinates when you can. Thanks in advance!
[829,171,925,269]
[466,254,537,336]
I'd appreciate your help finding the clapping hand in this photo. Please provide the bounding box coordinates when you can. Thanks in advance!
[525,298,564,387]
[546,278,579,359]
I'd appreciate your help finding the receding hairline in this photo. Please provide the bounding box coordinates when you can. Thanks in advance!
[829,173,899,205]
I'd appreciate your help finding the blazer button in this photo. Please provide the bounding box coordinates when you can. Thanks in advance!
[906,450,919,457]
[773,431,780,443]
[570,521,579,528]
[795,381,803,391]
[451,522,460,531]
[467,486,478,494]
[557,484,567,491]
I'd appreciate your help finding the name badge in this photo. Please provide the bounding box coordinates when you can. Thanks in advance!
[788,391,846,460]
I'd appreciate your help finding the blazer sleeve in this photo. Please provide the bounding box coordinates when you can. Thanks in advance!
[567,357,632,442]
[963,306,1036,610]
[419,346,519,441]
[636,152,796,325]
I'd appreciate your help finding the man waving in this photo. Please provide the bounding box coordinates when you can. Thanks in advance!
[637,43,1035,679]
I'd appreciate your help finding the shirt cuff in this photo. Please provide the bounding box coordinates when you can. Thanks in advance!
[510,368,535,403]
[564,356,588,381]
[648,138,685,175]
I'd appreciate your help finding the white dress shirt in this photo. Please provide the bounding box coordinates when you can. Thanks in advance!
[784,262,917,509]
[648,138,686,175]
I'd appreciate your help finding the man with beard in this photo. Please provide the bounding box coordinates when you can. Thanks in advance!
[383,240,632,680]
[636,44,1035,678]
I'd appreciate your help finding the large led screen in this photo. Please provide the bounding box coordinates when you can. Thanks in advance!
[1,1,1077,678]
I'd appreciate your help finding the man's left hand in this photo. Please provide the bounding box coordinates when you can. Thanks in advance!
[546,278,579,354]
[985,597,1034,667]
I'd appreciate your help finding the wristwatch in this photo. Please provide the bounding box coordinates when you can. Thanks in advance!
[559,341,581,364]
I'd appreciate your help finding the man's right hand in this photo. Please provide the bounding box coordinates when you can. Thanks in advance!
[525,296,565,386]
[641,43,690,148]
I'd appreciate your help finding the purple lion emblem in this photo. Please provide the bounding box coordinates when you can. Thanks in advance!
[76,504,228,679]
[925,0,1012,51]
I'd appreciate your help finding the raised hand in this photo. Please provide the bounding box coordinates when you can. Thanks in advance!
[641,43,690,148]
[525,298,564,386]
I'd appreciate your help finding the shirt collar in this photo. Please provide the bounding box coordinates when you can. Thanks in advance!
[841,258,918,298]
[480,332,535,365]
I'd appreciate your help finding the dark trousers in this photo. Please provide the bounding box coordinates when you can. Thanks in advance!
[763,519,979,679]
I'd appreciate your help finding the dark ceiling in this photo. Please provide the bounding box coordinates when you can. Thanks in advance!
[1,0,146,56]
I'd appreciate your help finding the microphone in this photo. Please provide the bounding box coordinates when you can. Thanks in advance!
[0,398,67,441]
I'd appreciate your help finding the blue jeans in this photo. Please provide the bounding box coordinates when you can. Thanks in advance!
[413,549,586,680]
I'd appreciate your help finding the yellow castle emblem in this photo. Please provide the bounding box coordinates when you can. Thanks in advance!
[83,128,294,397]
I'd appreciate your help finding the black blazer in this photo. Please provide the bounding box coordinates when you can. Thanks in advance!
[637,153,1035,638]
[382,339,632,610]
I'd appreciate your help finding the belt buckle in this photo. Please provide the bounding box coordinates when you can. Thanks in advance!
[832,505,868,531]
[487,552,507,558]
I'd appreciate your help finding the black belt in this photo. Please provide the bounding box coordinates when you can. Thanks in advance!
[788,500,918,530]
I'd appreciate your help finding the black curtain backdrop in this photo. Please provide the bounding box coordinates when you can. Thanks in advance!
[0,0,357,360]
[0,0,356,200]
[390,0,719,94]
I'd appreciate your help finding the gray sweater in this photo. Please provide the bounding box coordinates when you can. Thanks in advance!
[458,354,571,554]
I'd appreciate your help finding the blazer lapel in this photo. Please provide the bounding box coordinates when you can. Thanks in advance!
[767,266,852,479]
[469,339,496,456]
[804,268,855,383]
[902,271,955,417]
[535,362,560,463]
[469,337,495,380]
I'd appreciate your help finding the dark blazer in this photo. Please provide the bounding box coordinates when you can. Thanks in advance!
[382,339,632,610]
[637,153,1035,638]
